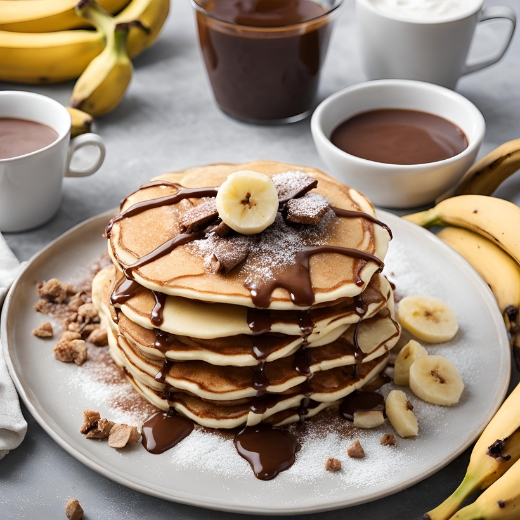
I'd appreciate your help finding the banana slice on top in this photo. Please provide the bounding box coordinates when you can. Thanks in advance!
[397,295,458,343]
[409,355,464,406]
[216,171,279,235]
[393,340,428,386]
[385,390,419,438]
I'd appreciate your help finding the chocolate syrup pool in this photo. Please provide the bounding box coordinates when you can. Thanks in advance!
[330,109,468,165]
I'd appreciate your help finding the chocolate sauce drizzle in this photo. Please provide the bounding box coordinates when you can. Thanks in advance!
[141,408,193,454]
[105,184,219,238]
[340,390,385,421]
[110,278,140,306]
[234,423,301,480]
[331,207,393,239]
[155,359,173,384]
[151,291,167,326]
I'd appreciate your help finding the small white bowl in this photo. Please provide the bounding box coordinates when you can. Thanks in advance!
[311,79,485,208]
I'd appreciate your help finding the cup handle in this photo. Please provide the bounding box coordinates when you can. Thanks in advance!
[65,133,106,178]
[461,6,516,76]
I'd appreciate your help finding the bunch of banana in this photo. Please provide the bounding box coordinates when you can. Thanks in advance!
[0,0,130,32]
[66,107,94,137]
[0,0,169,84]
[424,383,520,519]
[436,139,520,202]
[71,21,137,117]
[403,195,520,369]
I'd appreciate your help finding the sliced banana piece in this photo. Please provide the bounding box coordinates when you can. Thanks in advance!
[353,410,385,429]
[394,339,428,386]
[385,390,419,438]
[215,170,279,235]
[409,355,464,406]
[397,295,458,343]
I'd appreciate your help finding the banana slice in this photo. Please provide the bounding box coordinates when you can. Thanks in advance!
[393,340,428,386]
[353,410,385,429]
[385,390,419,438]
[215,171,279,235]
[397,295,458,343]
[409,355,464,406]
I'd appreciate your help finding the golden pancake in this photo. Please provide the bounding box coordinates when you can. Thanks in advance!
[107,161,391,310]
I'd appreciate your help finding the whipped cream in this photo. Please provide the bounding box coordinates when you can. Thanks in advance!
[369,0,480,22]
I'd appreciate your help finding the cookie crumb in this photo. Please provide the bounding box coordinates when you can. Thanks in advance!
[54,342,74,363]
[380,433,396,447]
[65,498,83,520]
[38,279,68,303]
[70,340,87,366]
[108,423,140,449]
[32,321,53,338]
[86,418,115,439]
[347,439,365,459]
[325,457,341,472]
[77,303,98,321]
[60,331,82,342]
[80,409,100,434]
[68,292,86,312]
[87,327,108,347]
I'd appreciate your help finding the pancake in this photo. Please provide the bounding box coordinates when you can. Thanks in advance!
[107,161,391,310]
[119,353,390,429]
[101,266,392,340]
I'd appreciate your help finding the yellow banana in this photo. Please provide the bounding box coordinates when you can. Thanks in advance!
[71,22,133,117]
[449,457,520,519]
[456,139,520,197]
[66,107,94,137]
[403,195,520,264]
[436,227,520,314]
[0,0,169,84]
[0,29,105,84]
[425,383,520,520]
[0,0,130,33]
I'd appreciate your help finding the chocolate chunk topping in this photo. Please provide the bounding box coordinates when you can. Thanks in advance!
[272,171,318,202]
[213,221,232,237]
[206,236,250,274]
[179,199,218,233]
[286,193,331,225]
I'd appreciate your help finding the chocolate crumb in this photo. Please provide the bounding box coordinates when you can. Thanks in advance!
[213,221,231,237]
[286,193,331,225]
[87,327,108,347]
[347,439,365,459]
[86,418,115,439]
[206,236,250,274]
[65,498,83,520]
[80,409,101,434]
[32,321,54,338]
[380,433,396,446]
[406,400,414,411]
[180,199,218,233]
[325,457,342,472]
[272,171,318,202]
[108,423,140,448]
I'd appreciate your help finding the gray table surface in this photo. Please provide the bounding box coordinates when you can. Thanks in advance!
[2,0,520,518]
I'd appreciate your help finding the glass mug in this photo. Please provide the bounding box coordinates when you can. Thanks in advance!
[192,0,344,124]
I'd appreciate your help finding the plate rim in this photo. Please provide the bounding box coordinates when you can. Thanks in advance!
[2,209,511,515]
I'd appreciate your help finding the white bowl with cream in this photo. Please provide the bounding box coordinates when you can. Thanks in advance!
[311,79,485,208]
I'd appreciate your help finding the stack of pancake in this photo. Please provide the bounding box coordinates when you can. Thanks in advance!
[92,161,400,429]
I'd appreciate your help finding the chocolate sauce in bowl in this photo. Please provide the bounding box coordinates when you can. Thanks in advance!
[141,409,194,454]
[234,423,301,480]
[330,109,468,165]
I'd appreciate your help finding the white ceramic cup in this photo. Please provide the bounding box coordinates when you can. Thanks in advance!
[311,80,486,208]
[0,91,106,232]
[356,0,516,89]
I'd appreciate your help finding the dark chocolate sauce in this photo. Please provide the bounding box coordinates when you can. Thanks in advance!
[151,291,167,326]
[105,185,219,237]
[250,361,270,394]
[246,245,383,308]
[330,109,468,165]
[247,308,275,335]
[362,372,391,393]
[332,206,393,239]
[141,409,194,454]
[110,277,140,306]
[154,329,178,353]
[155,359,174,384]
[234,424,301,480]
[123,232,205,279]
[119,180,180,210]
[340,390,385,421]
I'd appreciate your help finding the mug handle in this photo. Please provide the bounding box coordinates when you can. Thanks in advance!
[65,133,106,178]
[461,6,516,76]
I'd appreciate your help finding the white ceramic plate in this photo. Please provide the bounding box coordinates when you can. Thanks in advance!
[2,210,511,515]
